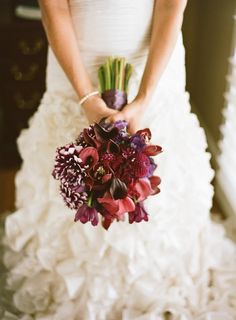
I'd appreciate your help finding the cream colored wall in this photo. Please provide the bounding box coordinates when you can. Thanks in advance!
[182,0,236,157]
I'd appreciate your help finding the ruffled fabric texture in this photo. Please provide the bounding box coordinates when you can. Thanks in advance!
[1,86,236,319]
[1,1,236,316]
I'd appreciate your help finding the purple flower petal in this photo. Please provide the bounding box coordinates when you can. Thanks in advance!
[128,202,149,224]
[74,204,99,226]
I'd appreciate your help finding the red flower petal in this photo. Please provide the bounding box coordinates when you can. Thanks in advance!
[102,173,112,183]
[79,147,99,167]
[133,153,150,178]
[132,178,153,201]
[102,216,114,230]
[116,197,135,216]
[97,192,119,213]
[149,176,161,195]
[98,193,135,217]
[149,175,161,187]
[136,128,152,141]
[143,145,162,156]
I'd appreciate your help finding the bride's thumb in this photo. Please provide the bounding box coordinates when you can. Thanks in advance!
[105,113,121,124]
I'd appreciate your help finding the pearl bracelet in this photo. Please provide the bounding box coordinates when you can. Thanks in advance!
[79,90,100,106]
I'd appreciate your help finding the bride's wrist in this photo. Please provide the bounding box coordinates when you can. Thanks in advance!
[79,90,100,106]
[134,91,152,106]
[80,94,108,112]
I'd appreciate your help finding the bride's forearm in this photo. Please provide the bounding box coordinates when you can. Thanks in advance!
[136,0,187,105]
[38,0,95,99]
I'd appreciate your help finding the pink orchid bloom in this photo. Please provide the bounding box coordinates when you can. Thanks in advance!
[132,176,161,200]
[136,128,152,141]
[149,175,161,195]
[131,178,154,202]
[97,192,135,219]
[143,145,163,156]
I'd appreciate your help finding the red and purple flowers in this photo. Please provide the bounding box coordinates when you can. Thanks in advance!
[52,120,162,230]
[52,56,162,229]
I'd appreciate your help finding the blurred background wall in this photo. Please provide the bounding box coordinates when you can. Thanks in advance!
[183,0,236,150]
[182,0,236,220]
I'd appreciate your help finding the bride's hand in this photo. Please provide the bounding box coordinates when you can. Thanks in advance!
[105,98,145,134]
[82,95,118,124]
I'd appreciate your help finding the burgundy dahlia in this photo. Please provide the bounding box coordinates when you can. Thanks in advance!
[52,143,85,187]
[60,183,87,210]
[131,152,151,178]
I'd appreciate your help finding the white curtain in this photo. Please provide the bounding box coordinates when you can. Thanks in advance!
[217,14,236,215]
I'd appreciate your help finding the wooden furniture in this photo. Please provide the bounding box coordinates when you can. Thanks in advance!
[0,1,47,168]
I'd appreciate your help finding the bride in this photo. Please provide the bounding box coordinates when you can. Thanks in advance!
[1,0,236,319]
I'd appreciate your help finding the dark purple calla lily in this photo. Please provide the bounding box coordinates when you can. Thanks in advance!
[110,178,128,200]
[94,122,119,143]
[82,127,101,149]
[107,140,120,154]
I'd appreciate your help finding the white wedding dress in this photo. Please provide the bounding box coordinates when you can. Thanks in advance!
[1,0,236,319]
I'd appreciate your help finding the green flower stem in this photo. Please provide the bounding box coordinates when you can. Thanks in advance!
[98,66,105,93]
[110,57,115,89]
[115,58,119,90]
[125,63,133,93]
[105,59,111,90]
[119,57,125,91]
[97,56,133,93]
[87,192,93,207]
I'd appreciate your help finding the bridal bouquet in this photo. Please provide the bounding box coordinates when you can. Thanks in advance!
[52,57,162,230]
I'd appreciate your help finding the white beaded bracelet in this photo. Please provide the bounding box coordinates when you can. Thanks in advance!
[79,90,100,106]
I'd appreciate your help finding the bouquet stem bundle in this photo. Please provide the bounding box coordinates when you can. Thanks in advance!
[98,57,133,110]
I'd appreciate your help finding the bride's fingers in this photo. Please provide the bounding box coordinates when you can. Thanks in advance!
[105,112,124,124]
[127,125,135,135]
[127,121,138,135]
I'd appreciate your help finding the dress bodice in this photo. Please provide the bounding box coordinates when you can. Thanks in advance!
[46,0,186,99]
[69,0,155,56]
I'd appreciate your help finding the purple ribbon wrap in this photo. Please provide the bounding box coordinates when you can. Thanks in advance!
[99,89,128,127]
[101,89,127,111]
